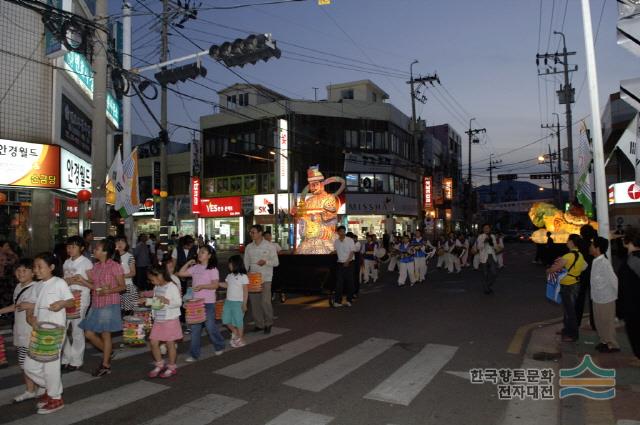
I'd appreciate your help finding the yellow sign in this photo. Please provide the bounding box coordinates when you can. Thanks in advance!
[318,0,331,5]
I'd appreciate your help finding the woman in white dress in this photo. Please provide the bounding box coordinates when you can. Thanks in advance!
[115,236,137,314]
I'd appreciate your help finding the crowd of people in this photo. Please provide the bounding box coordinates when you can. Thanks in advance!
[0,224,279,414]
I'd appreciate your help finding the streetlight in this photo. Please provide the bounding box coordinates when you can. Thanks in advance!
[538,155,546,163]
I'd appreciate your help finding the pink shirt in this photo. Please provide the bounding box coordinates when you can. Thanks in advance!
[88,259,123,308]
[187,264,219,304]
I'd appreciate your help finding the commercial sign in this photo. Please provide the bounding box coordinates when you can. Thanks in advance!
[423,176,433,209]
[63,52,121,128]
[443,177,453,200]
[253,193,290,215]
[61,94,92,155]
[61,149,91,192]
[346,194,414,216]
[0,139,60,188]
[278,119,288,191]
[608,181,640,204]
[191,177,201,214]
[198,197,242,218]
[203,174,258,197]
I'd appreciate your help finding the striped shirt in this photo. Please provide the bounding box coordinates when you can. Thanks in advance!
[88,259,124,308]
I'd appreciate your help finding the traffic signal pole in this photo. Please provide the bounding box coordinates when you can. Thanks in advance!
[160,0,169,242]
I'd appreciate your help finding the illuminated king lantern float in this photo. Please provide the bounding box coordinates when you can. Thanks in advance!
[528,202,598,244]
[294,165,345,255]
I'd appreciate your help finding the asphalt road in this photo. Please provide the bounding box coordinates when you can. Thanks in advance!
[0,243,563,425]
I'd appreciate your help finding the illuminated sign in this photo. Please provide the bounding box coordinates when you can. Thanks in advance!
[0,139,60,188]
[60,149,92,193]
[198,197,242,217]
[278,119,288,191]
[423,176,433,209]
[63,52,121,128]
[443,177,453,200]
[253,193,290,215]
[191,177,201,214]
[609,181,640,204]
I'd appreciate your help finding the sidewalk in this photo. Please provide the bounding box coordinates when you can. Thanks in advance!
[558,321,640,425]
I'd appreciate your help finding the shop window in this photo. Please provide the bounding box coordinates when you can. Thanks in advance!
[346,173,359,192]
[360,174,374,193]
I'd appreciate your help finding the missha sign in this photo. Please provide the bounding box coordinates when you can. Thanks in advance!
[346,194,417,216]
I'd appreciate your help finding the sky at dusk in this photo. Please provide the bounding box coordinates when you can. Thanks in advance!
[114,0,637,186]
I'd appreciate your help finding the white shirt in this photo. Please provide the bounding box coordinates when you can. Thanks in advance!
[334,237,357,263]
[243,239,280,282]
[32,276,74,327]
[12,281,38,347]
[225,273,249,302]
[118,252,135,285]
[151,283,182,321]
[590,254,618,304]
[63,255,93,310]
[476,234,498,263]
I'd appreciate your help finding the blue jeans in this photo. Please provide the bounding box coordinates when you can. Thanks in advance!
[190,303,225,358]
[560,284,580,339]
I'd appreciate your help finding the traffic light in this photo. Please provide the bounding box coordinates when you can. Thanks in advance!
[267,203,274,215]
[154,63,207,85]
[618,0,640,109]
[209,34,282,68]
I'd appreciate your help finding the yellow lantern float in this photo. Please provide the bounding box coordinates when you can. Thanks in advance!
[529,202,598,244]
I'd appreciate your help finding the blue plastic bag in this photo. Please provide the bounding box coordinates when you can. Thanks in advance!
[546,270,566,304]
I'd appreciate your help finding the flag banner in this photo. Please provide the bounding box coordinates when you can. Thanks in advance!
[577,121,594,217]
[118,148,140,217]
[635,114,640,186]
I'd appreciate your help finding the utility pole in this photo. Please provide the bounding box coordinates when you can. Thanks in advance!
[90,0,109,238]
[465,118,485,225]
[536,32,578,201]
[122,0,133,241]
[407,60,439,227]
[541,112,563,206]
[487,154,501,203]
[160,0,169,242]
[547,145,556,197]
[312,87,318,101]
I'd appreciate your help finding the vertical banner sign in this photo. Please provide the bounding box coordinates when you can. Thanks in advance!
[278,119,289,191]
[191,177,201,214]
[152,160,161,219]
[191,138,201,177]
[423,176,433,209]
[443,177,453,200]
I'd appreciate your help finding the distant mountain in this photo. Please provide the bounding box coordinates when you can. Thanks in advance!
[475,180,564,204]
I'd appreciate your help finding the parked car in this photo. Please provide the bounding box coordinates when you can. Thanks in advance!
[503,231,519,243]
[518,232,532,243]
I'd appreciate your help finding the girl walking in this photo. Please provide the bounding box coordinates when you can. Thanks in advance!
[219,255,249,348]
[145,265,183,378]
[177,245,225,361]
[0,259,41,402]
[115,236,137,315]
[61,236,93,371]
[23,253,74,414]
[78,239,125,377]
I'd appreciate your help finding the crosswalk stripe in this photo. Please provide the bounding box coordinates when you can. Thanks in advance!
[0,370,95,406]
[175,327,289,368]
[265,408,334,425]
[364,343,458,406]
[140,393,247,425]
[216,332,341,379]
[3,381,168,425]
[284,337,397,392]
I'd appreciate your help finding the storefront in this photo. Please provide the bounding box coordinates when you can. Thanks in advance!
[345,194,418,237]
[608,181,640,230]
[0,139,92,254]
[196,196,244,250]
[253,193,291,249]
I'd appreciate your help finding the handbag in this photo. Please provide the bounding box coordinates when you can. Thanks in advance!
[545,271,565,304]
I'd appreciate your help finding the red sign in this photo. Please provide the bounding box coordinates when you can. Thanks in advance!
[443,177,453,200]
[191,177,201,214]
[628,183,640,200]
[66,200,79,218]
[198,196,242,217]
[423,176,432,209]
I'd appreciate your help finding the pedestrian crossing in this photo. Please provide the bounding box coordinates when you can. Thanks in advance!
[0,330,460,424]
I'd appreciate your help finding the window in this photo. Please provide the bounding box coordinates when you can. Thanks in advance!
[372,92,377,102]
[360,174,375,193]
[238,93,249,106]
[390,133,399,154]
[344,130,358,148]
[375,174,388,192]
[374,132,384,150]
[227,95,237,109]
[346,174,359,192]
[341,89,354,100]
[360,131,374,150]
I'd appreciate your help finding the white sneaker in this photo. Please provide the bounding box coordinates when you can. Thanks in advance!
[214,350,224,356]
[332,302,343,308]
[185,356,198,363]
[13,391,37,403]
[344,302,352,307]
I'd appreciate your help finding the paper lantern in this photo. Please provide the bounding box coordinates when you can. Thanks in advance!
[0,193,6,204]
[77,190,91,202]
[160,191,168,198]
[106,192,116,204]
[144,199,154,208]
[152,188,161,196]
